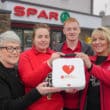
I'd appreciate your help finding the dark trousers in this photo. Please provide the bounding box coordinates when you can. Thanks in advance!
[63,108,80,110]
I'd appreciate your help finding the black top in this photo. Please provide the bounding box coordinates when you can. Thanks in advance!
[86,56,107,110]
[0,62,42,110]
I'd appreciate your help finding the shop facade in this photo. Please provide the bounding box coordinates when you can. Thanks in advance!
[1,0,102,50]
[0,10,11,33]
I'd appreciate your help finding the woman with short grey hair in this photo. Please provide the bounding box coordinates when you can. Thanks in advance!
[0,30,61,110]
[0,30,21,44]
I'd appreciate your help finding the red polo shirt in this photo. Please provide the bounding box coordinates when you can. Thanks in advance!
[62,40,81,109]
[62,41,81,54]
[18,46,64,110]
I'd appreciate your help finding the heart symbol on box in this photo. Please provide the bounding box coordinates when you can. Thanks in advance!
[62,65,74,74]
[67,84,71,87]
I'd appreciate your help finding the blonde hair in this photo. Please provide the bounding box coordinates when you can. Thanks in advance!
[32,23,50,40]
[92,27,110,52]
[92,27,110,43]
[63,17,79,26]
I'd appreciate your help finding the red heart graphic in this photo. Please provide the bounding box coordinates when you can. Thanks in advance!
[67,84,71,87]
[62,65,74,74]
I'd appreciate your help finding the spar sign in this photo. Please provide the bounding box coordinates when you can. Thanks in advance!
[13,5,70,24]
[14,6,59,20]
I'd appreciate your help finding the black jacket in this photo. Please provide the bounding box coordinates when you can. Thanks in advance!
[0,63,41,110]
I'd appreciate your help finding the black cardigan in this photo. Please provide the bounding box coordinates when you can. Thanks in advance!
[0,63,42,110]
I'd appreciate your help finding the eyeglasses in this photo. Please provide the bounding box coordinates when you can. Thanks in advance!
[0,46,21,53]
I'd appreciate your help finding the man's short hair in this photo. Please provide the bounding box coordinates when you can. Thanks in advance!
[64,17,79,26]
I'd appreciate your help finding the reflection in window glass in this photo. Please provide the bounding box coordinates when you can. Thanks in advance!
[24,30,33,50]
[51,32,62,49]
[13,29,23,49]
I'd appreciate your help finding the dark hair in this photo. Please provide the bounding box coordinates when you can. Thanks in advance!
[32,23,50,40]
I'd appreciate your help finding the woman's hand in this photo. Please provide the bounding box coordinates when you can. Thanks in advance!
[47,52,65,67]
[75,52,92,69]
[36,82,62,95]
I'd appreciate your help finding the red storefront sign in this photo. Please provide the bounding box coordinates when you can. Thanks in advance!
[14,6,59,21]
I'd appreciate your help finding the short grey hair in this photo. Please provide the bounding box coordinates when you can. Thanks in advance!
[0,30,21,46]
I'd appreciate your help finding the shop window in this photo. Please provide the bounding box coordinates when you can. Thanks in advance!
[24,30,33,50]
[13,28,24,50]
[13,29,33,50]
[50,31,62,49]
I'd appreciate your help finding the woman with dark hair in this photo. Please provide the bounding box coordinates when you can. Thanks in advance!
[18,23,64,110]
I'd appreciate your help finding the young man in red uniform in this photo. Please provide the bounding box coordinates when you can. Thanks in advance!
[53,17,94,110]
[18,23,64,110]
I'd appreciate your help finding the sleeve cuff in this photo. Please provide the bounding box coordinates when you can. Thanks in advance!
[88,64,93,72]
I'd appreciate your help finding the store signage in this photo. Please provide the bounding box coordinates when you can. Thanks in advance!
[14,6,59,21]
[60,11,70,23]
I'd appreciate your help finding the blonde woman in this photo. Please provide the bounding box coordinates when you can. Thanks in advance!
[75,27,110,110]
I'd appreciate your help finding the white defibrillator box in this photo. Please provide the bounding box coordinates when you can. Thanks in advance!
[52,58,85,90]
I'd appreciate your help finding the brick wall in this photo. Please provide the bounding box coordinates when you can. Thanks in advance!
[0,10,11,33]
